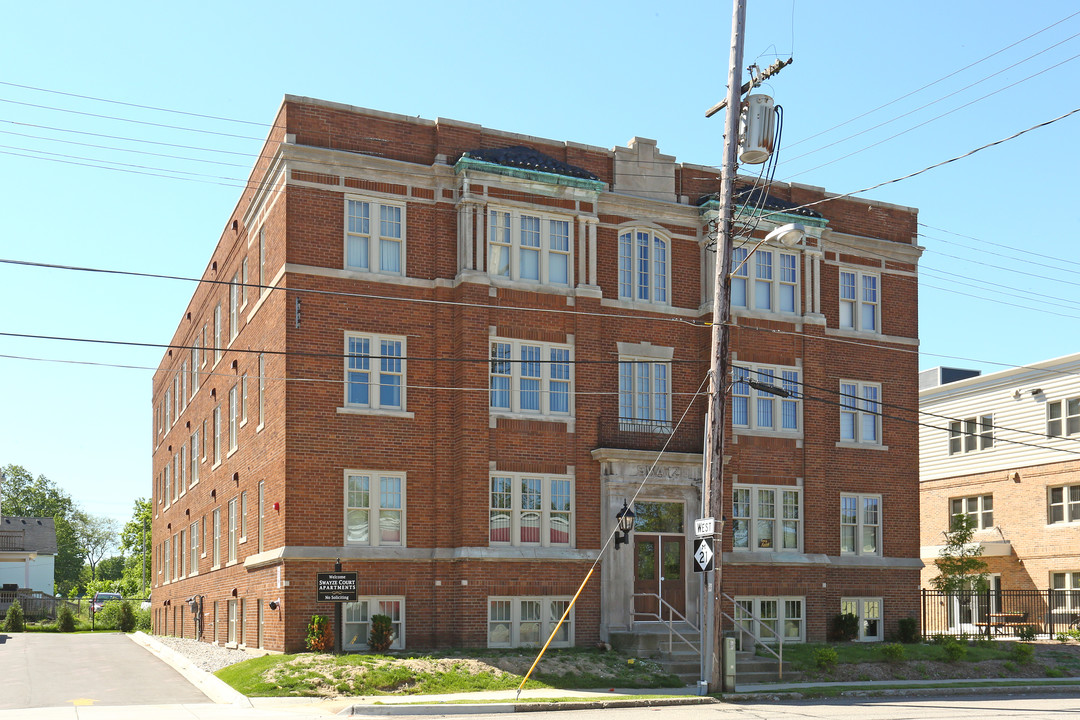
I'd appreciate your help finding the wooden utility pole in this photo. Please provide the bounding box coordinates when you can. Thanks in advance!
[704,0,746,692]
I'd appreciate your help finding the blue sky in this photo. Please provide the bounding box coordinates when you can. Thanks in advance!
[2,1,1078,526]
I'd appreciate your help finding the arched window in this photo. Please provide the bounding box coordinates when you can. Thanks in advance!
[618,229,669,304]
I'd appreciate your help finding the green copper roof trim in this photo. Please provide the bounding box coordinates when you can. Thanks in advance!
[454,157,606,192]
[698,198,829,228]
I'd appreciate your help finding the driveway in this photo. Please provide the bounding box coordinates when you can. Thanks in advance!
[0,632,212,709]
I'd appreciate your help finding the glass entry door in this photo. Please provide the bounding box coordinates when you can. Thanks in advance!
[633,533,685,621]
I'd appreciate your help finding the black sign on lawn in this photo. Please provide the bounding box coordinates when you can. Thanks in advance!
[317,572,358,602]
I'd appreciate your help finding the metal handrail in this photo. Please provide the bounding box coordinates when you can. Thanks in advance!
[720,592,783,679]
[632,592,701,654]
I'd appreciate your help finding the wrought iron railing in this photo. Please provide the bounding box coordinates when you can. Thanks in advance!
[921,589,1080,639]
[632,592,701,654]
[596,414,705,454]
[721,592,783,679]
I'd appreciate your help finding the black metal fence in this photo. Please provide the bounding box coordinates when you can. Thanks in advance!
[921,589,1080,639]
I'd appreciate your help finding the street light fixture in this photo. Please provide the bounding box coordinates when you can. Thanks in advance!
[614,501,635,550]
[764,222,806,247]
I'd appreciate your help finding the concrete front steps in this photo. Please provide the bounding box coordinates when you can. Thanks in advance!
[610,623,704,684]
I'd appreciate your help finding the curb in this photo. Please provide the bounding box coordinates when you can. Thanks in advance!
[128,631,253,708]
[340,696,717,716]
[722,683,1080,702]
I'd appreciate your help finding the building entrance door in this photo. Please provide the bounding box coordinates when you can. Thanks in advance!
[633,533,685,621]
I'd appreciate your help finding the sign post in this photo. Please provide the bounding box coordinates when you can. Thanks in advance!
[318,560,357,654]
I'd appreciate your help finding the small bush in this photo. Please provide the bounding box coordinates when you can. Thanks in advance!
[880,642,905,663]
[814,647,839,670]
[1012,642,1034,665]
[368,614,394,653]
[828,613,859,642]
[896,617,919,644]
[1069,627,1080,642]
[1046,667,1065,678]
[135,607,151,632]
[1003,660,1017,672]
[942,638,967,663]
[305,614,333,652]
[1017,625,1038,642]
[95,600,123,630]
[3,600,26,632]
[929,633,948,645]
[1057,632,1071,644]
[117,601,136,632]
[975,636,994,649]
[56,605,76,633]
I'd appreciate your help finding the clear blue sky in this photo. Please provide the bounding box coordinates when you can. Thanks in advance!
[2,1,1078,526]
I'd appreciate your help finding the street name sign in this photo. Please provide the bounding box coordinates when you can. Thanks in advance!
[694,517,715,536]
[317,572,358,602]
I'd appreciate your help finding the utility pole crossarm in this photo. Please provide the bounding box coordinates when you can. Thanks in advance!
[704,57,792,118]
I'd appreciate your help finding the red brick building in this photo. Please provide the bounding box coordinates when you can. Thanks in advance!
[150,96,922,653]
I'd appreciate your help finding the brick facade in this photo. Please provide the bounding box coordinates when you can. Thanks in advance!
[150,95,922,653]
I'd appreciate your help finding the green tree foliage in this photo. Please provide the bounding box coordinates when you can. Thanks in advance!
[118,499,151,597]
[931,513,989,594]
[368,614,394,652]
[71,511,119,583]
[3,600,26,632]
[96,556,125,582]
[0,464,82,595]
[56,604,76,632]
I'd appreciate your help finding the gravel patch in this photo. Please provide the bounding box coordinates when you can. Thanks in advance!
[154,635,256,673]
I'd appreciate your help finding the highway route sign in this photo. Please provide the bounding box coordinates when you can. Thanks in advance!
[693,537,715,573]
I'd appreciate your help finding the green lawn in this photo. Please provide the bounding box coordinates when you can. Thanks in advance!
[776,641,1013,670]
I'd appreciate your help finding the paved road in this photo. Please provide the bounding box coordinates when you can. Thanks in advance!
[0,632,212,709]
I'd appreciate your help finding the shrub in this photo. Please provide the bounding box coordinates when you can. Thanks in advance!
[1012,642,1034,665]
[1046,667,1065,678]
[1017,625,1038,642]
[1003,661,1017,672]
[828,613,859,642]
[3,600,26,632]
[897,617,919,644]
[95,600,124,630]
[305,614,333,652]
[1057,632,1071,644]
[56,605,76,633]
[814,647,839,670]
[880,642,905,663]
[1069,627,1080,642]
[942,638,967,663]
[929,633,948,645]
[368,614,394,653]
[135,607,151,632]
[117,601,136,633]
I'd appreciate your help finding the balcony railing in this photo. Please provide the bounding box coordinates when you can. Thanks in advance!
[0,530,26,552]
[596,414,705,454]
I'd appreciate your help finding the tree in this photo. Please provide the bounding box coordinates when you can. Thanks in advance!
[71,511,119,583]
[0,464,83,595]
[931,512,989,595]
[118,499,151,597]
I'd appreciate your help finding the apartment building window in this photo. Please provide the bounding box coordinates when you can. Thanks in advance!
[228,498,238,563]
[346,197,405,275]
[841,494,881,555]
[258,354,266,428]
[618,360,670,429]
[1049,485,1080,524]
[489,473,572,546]
[1051,572,1080,614]
[731,246,798,313]
[164,389,171,430]
[343,598,404,651]
[734,597,804,643]
[257,481,265,553]
[258,227,266,291]
[840,381,881,444]
[345,334,406,411]
[163,465,171,507]
[181,361,188,408]
[214,304,222,364]
[488,597,573,648]
[346,472,404,546]
[191,345,200,393]
[949,415,994,454]
[228,385,239,453]
[1048,397,1080,438]
[488,208,572,285]
[240,491,248,542]
[163,537,170,582]
[490,339,572,417]
[212,508,221,567]
[229,273,240,341]
[178,447,187,495]
[241,374,248,425]
[951,495,993,530]
[227,599,237,644]
[841,598,883,642]
[174,376,181,420]
[213,405,222,466]
[189,521,199,575]
[839,269,879,332]
[732,485,801,551]
[618,229,668,303]
[732,365,800,432]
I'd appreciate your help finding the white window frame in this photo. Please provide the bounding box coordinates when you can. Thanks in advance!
[342,333,408,414]
[489,473,573,547]
[213,405,222,467]
[189,521,199,576]
[489,338,574,419]
[732,364,801,433]
[839,268,880,332]
[731,245,799,314]
[617,228,669,304]
[1051,572,1080,615]
[618,358,670,429]
[241,257,249,309]
[487,206,573,286]
[840,493,881,556]
[950,494,993,530]
[345,195,406,276]
[228,385,239,454]
[1048,484,1080,525]
[732,484,801,552]
[214,304,222,365]
[229,272,240,341]
[949,414,994,454]
[1047,398,1080,438]
[344,471,405,547]
[839,380,882,445]
[189,430,199,486]
[212,508,221,568]
[228,497,238,564]
[487,596,574,648]
[241,374,248,426]
[343,597,405,651]
[257,354,266,430]
[841,597,883,642]
[257,481,265,553]
[733,596,805,644]
[240,490,248,543]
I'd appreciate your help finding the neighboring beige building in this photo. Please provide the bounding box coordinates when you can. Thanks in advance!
[920,355,1080,632]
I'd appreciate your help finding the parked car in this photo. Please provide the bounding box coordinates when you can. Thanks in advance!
[90,592,122,613]
[140,596,151,611]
